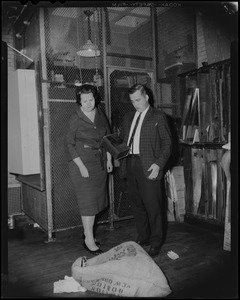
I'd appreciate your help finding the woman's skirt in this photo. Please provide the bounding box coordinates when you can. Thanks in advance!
[68,158,108,216]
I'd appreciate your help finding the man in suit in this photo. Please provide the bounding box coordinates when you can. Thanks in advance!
[120,84,172,257]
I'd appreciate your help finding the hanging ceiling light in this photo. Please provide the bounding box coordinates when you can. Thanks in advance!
[77,9,100,57]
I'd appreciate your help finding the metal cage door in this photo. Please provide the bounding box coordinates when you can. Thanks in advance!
[107,67,153,222]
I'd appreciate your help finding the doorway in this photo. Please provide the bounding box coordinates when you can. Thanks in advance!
[107,67,153,221]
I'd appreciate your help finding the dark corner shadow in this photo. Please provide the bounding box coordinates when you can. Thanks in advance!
[145,86,155,107]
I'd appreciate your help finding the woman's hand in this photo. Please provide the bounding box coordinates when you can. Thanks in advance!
[79,164,89,178]
[73,157,89,178]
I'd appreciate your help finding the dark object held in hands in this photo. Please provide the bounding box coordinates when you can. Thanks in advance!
[101,133,130,160]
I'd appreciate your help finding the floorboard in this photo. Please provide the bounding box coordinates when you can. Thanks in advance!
[3,215,238,298]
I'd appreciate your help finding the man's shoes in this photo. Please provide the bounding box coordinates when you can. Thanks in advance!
[148,246,162,257]
[135,240,150,247]
[83,241,103,255]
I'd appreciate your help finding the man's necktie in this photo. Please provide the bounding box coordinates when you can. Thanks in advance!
[128,113,142,153]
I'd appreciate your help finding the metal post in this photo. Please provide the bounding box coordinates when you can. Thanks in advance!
[39,8,54,241]
[101,8,114,230]
[151,5,157,105]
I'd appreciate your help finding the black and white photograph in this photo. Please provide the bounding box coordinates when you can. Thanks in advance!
[1,1,238,298]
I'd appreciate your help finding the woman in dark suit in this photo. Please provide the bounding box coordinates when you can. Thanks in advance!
[65,84,113,255]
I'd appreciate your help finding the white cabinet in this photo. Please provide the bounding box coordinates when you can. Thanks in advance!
[8,69,40,175]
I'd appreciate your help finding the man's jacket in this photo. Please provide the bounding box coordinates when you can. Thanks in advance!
[119,106,172,180]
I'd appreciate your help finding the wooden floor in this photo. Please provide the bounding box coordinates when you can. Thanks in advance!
[3,215,238,298]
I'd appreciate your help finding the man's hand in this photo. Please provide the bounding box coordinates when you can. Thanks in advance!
[148,163,160,180]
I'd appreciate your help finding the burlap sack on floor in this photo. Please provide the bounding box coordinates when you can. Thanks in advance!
[72,241,171,297]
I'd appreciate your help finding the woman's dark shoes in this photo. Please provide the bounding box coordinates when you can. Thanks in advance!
[83,241,103,255]
[82,234,101,247]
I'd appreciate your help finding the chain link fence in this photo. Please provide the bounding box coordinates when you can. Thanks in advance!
[13,5,198,236]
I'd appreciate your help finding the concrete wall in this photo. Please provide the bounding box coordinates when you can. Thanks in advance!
[156,7,196,79]
[196,7,235,67]
[195,10,208,68]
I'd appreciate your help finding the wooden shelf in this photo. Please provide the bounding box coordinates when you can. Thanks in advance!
[180,141,226,148]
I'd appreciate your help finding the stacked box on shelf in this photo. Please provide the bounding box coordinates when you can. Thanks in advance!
[172,166,186,222]
[165,166,186,222]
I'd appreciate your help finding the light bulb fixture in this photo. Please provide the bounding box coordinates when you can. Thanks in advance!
[77,10,100,57]
[77,40,100,57]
